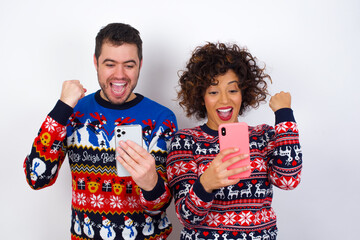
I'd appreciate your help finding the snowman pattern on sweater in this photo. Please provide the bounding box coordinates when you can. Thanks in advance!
[142,214,155,236]
[24,92,177,240]
[100,216,116,240]
[83,214,95,238]
[122,216,138,240]
[74,212,82,236]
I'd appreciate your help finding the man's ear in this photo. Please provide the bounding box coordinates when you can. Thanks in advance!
[93,54,98,70]
[139,59,143,70]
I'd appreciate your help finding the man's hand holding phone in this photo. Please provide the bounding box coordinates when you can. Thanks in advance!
[116,140,158,191]
[115,125,158,191]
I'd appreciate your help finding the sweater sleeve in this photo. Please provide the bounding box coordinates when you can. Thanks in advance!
[23,100,73,190]
[267,108,302,190]
[139,110,178,213]
[167,131,214,228]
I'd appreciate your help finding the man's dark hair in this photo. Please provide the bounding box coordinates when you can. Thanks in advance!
[95,23,143,61]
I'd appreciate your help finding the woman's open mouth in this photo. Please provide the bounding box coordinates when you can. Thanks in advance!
[217,107,233,121]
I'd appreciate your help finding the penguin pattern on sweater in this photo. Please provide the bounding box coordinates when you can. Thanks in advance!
[166,109,302,240]
[24,91,177,240]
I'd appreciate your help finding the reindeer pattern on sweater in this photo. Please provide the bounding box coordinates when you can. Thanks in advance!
[167,109,302,240]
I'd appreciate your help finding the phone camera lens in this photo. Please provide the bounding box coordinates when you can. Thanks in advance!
[221,127,226,136]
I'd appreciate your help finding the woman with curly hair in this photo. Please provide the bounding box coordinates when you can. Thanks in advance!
[167,42,302,240]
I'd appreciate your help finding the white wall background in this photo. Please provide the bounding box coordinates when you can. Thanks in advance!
[0,0,359,239]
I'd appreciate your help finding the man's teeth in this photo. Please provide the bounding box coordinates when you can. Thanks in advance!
[112,82,126,86]
[112,82,126,94]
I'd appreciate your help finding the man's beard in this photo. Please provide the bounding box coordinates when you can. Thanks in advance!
[97,70,140,105]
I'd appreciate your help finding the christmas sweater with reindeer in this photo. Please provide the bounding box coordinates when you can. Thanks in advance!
[24,91,177,240]
[166,108,302,240]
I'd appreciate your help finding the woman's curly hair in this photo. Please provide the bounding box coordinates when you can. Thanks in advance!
[177,42,272,120]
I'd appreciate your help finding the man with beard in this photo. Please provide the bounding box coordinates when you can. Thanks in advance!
[24,23,177,240]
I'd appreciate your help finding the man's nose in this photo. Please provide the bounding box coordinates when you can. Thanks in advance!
[114,66,126,78]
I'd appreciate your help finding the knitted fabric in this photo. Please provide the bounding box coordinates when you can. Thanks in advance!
[166,108,302,240]
[24,91,177,240]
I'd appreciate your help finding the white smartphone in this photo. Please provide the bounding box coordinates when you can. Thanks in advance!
[114,124,143,177]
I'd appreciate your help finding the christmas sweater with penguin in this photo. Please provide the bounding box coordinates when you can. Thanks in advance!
[24,91,177,240]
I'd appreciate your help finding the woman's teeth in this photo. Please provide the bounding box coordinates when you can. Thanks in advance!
[217,108,232,113]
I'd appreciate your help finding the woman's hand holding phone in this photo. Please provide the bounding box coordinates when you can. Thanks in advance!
[200,149,250,193]
[218,122,251,179]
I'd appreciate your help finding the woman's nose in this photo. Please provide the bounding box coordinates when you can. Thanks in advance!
[219,92,229,104]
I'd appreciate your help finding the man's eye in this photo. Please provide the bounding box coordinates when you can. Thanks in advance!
[125,65,134,69]
[106,64,115,67]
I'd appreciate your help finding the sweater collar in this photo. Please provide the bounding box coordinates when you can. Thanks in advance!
[200,124,218,137]
[95,90,144,110]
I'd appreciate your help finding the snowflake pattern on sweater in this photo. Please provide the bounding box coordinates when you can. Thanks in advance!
[166,109,302,240]
[24,91,177,240]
